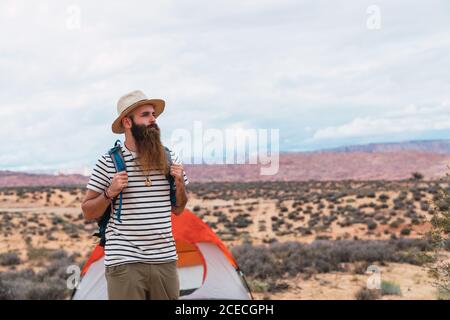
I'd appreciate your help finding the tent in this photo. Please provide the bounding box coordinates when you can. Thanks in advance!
[72,209,253,300]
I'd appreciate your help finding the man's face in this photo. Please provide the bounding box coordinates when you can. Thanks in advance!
[124,105,160,147]
[123,104,165,171]
[128,104,157,128]
[123,105,160,138]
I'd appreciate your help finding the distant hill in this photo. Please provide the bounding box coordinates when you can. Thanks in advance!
[183,150,450,182]
[0,170,88,188]
[1,150,450,187]
[324,139,450,154]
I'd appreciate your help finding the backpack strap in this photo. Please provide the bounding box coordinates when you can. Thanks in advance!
[108,139,126,223]
[164,146,177,207]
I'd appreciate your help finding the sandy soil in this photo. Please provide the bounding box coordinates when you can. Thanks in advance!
[253,263,437,300]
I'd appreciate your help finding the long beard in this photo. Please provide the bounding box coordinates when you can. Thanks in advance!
[130,121,168,175]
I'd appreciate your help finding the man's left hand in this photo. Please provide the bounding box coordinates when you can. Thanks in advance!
[170,164,185,184]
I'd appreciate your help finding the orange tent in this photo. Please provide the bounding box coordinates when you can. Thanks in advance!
[73,209,252,300]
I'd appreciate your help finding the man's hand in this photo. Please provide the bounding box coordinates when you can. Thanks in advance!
[170,164,184,184]
[108,171,128,197]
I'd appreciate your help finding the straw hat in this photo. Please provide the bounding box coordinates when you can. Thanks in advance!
[111,90,165,134]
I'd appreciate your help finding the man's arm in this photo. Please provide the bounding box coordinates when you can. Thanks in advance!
[81,171,128,221]
[170,164,188,215]
[81,189,111,221]
[172,178,188,215]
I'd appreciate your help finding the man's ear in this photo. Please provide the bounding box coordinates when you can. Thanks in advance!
[122,116,132,129]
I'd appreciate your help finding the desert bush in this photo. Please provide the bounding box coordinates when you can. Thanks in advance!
[262,237,278,244]
[355,287,380,300]
[400,228,411,236]
[444,237,450,251]
[437,288,450,300]
[413,193,422,202]
[232,239,431,280]
[231,244,281,279]
[352,261,370,275]
[212,211,222,217]
[62,222,79,234]
[0,278,15,299]
[247,278,269,293]
[279,207,288,213]
[27,246,55,261]
[287,212,298,220]
[381,280,402,296]
[267,281,289,293]
[367,191,376,198]
[422,174,450,295]
[435,194,450,212]
[0,254,76,300]
[315,235,331,241]
[25,282,67,300]
[366,220,377,231]
[51,216,65,225]
[411,172,424,181]
[0,252,21,266]
[49,250,69,260]
[206,221,217,229]
[233,214,252,228]
[398,191,408,200]
[217,215,229,223]
[391,217,405,227]
[420,201,430,211]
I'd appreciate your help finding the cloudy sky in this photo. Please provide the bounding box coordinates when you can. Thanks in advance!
[1,0,450,173]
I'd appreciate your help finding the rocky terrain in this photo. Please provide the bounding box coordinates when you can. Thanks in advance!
[2,150,450,186]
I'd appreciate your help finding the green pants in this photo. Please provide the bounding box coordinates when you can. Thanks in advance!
[105,261,180,300]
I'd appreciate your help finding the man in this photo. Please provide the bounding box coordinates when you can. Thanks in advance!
[81,90,189,300]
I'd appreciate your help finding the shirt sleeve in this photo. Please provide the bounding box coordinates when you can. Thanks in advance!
[169,149,189,186]
[86,155,113,193]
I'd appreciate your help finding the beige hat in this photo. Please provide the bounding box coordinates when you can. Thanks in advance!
[112,90,165,134]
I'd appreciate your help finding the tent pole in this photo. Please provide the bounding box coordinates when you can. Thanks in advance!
[237,268,255,300]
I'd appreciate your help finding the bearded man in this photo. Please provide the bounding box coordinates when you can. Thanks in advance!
[81,90,189,300]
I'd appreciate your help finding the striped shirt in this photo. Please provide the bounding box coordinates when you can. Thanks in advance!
[86,144,189,267]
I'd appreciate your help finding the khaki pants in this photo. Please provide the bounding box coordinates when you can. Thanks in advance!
[105,261,179,300]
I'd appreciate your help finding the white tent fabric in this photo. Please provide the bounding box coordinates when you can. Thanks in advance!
[180,243,250,299]
[73,256,107,300]
[177,265,204,292]
[73,242,251,300]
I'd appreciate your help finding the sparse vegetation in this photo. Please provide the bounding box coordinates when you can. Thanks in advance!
[0,252,21,266]
[0,249,81,299]
[355,287,380,300]
[411,172,424,181]
[422,172,450,295]
[0,180,446,299]
[381,280,402,296]
[233,239,432,280]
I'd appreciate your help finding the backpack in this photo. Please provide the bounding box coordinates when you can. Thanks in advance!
[94,139,177,247]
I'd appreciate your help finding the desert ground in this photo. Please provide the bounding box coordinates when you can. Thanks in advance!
[0,180,448,299]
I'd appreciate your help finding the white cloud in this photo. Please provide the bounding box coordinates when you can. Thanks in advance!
[310,102,450,141]
[1,0,450,170]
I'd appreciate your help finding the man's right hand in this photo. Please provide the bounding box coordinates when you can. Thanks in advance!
[108,171,128,197]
